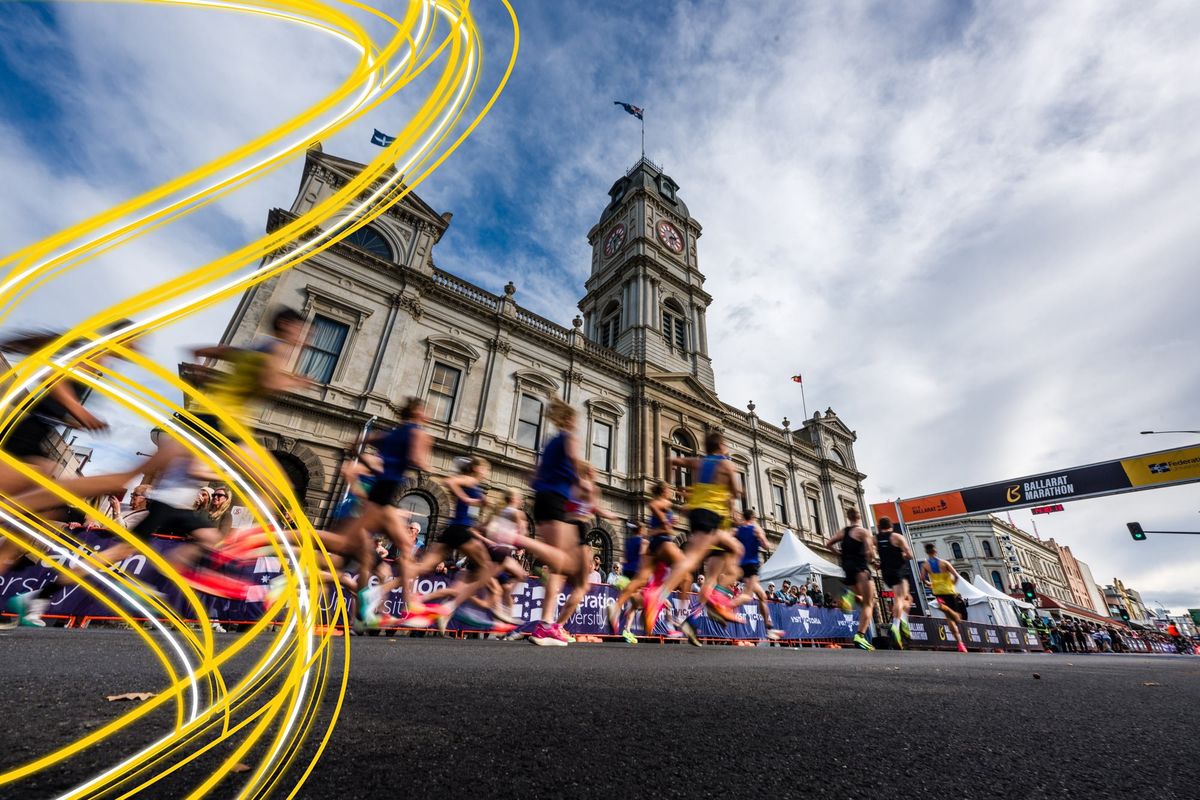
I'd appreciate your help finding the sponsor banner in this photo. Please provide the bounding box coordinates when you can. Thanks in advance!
[1121,445,1200,488]
[882,444,1200,523]
[0,537,1053,650]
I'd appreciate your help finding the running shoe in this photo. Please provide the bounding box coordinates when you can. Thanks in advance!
[839,589,856,612]
[556,624,576,644]
[853,633,875,651]
[900,618,912,640]
[607,603,621,636]
[643,588,668,633]
[5,594,47,628]
[492,607,517,626]
[179,567,252,601]
[665,629,685,640]
[399,606,443,629]
[957,642,968,653]
[622,629,638,645]
[356,587,378,627]
[891,623,903,650]
[679,619,702,647]
[767,629,785,641]
[529,621,568,647]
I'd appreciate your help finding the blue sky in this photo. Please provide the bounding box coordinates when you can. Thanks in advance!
[1,1,1198,611]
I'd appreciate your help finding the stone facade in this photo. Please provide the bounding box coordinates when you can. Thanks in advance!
[188,146,868,568]
[1047,539,1100,613]
[907,514,1073,604]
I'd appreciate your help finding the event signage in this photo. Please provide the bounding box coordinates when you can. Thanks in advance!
[872,444,1200,524]
[0,531,1044,651]
[1031,504,1065,515]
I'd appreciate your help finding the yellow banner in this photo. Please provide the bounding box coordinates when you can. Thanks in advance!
[1121,445,1200,487]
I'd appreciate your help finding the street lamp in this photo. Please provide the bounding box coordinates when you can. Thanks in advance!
[1140,430,1200,435]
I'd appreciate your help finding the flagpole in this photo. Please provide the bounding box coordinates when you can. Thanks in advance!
[641,113,645,160]
[800,380,809,420]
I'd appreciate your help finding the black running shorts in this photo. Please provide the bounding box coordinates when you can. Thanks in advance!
[741,562,760,579]
[648,533,673,555]
[936,594,967,617]
[533,490,568,524]
[366,478,402,507]
[4,416,55,460]
[573,520,589,545]
[882,569,908,589]
[438,523,474,549]
[133,500,213,539]
[842,565,870,587]
[688,508,723,535]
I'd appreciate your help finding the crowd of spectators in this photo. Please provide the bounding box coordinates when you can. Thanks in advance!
[1033,615,1198,654]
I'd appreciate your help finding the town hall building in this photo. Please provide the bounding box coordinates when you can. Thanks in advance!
[194,145,869,568]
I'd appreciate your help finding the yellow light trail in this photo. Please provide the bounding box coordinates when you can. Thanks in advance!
[0,1,518,796]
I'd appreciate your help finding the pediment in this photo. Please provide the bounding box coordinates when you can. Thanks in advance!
[304,148,449,233]
[647,371,723,411]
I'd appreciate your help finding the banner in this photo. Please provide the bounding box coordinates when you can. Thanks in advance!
[875,444,1200,524]
[0,535,1048,651]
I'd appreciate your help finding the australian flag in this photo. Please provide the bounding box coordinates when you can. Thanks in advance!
[614,101,644,120]
[370,128,396,147]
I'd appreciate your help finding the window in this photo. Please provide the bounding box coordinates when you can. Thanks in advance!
[771,484,788,525]
[515,394,544,450]
[991,570,1004,591]
[670,430,695,486]
[296,315,349,383]
[598,301,620,349]
[951,542,964,560]
[426,362,461,424]
[398,492,435,549]
[962,571,971,582]
[830,449,846,467]
[661,302,687,350]
[982,540,994,558]
[343,225,393,261]
[736,470,750,512]
[590,420,612,472]
[808,496,822,537]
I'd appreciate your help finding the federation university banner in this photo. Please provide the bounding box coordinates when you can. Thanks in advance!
[1,537,1040,650]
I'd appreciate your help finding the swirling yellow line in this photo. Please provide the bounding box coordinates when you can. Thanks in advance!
[0,1,518,796]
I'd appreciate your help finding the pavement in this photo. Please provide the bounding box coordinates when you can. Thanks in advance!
[1,629,1197,799]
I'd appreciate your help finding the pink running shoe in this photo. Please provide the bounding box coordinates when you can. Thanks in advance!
[178,567,252,601]
[957,642,968,653]
[529,621,568,647]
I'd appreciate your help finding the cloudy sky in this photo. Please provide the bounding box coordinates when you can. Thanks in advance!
[1,1,1197,611]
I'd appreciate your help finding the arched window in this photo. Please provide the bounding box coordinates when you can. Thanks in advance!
[398,492,436,550]
[584,528,613,574]
[598,300,621,349]
[343,225,394,261]
[661,299,687,350]
[991,570,1004,591]
[830,449,846,467]
[272,452,310,503]
[961,571,971,582]
[670,429,695,486]
[951,542,964,560]
[982,540,994,558]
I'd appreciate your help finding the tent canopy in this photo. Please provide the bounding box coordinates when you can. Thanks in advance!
[971,575,1036,610]
[758,530,844,584]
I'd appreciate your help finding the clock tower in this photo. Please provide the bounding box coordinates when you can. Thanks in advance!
[580,157,716,391]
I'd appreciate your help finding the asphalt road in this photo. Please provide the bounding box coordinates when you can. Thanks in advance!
[1,629,1197,799]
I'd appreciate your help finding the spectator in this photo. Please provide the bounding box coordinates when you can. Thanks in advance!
[587,554,603,585]
[122,485,152,531]
[796,586,812,608]
[766,583,777,602]
[193,487,213,515]
[207,488,233,535]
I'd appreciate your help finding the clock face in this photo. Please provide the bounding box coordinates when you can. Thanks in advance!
[656,220,685,254]
[603,224,626,258]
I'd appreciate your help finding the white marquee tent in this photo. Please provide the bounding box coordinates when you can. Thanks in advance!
[971,575,1035,627]
[758,530,844,586]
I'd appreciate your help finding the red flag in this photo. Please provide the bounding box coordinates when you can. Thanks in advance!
[790,375,802,383]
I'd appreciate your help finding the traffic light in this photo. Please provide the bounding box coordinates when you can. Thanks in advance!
[1119,607,1131,622]
[1127,522,1147,541]
[1021,581,1037,603]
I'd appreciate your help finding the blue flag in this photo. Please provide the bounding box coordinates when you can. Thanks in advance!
[371,128,396,147]
[614,101,643,120]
